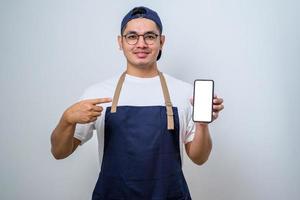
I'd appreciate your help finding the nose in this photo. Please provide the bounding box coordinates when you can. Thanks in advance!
[136,35,148,48]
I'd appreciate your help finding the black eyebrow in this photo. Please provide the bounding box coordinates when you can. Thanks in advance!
[124,31,159,35]
[144,31,159,35]
[125,31,138,35]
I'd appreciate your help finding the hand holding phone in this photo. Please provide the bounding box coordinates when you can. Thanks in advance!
[192,80,214,123]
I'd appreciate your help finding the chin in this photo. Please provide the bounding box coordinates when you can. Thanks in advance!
[130,58,155,67]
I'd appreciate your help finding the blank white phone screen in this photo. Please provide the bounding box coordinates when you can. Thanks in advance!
[193,80,214,122]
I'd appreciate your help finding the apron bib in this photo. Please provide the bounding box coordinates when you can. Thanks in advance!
[92,71,191,200]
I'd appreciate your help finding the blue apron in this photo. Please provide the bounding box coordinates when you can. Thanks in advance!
[92,71,192,200]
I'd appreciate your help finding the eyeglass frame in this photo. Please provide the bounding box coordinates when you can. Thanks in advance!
[122,31,161,45]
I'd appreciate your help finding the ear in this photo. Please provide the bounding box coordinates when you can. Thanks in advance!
[118,35,123,50]
[160,35,165,50]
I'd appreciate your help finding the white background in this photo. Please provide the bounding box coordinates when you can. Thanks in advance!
[1,0,299,199]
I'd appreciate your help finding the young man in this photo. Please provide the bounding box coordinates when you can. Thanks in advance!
[51,6,224,200]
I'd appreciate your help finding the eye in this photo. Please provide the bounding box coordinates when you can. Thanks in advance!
[145,34,157,40]
[126,34,138,40]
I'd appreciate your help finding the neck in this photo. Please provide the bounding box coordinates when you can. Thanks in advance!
[126,62,159,78]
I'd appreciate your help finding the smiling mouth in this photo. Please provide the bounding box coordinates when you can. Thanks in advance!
[135,52,149,58]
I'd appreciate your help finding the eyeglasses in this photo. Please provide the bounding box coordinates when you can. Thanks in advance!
[122,32,160,45]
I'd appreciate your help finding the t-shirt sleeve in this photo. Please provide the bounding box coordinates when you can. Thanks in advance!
[181,83,196,144]
[184,102,196,144]
[73,88,96,145]
[74,123,95,145]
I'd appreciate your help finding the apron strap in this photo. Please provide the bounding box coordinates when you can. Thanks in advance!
[110,71,126,113]
[158,71,174,130]
[110,71,174,130]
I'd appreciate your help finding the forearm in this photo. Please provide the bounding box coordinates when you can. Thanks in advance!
[50,114,77,159]
[188,123,212,165]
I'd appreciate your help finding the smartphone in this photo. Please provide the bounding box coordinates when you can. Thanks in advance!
[192,79,214,123]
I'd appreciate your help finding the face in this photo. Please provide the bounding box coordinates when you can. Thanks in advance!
[118,18,165,68]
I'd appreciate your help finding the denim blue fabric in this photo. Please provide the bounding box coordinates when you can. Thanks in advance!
[92,106,191,200]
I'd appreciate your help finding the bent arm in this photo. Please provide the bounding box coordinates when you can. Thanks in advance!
[50,98,112,160]
[185,95,224,165]
[50,114,81,160]
[185,124,212,165]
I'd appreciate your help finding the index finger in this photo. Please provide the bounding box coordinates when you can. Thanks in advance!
[86,98,112,105]
[213,98,223,104]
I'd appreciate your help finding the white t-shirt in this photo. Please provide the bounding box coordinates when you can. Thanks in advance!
[74,73,195,164]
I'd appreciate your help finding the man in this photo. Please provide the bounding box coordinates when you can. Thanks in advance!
[51,6,224,200]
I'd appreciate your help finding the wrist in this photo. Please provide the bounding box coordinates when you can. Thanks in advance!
[195,122,209,129]
[62,110,75,126]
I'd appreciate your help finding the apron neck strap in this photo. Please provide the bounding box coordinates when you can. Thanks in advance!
[110,71,174,130]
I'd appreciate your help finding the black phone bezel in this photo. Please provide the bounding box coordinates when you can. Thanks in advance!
[192,79,214,123]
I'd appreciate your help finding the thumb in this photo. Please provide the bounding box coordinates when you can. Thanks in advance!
[189,97,194,106]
